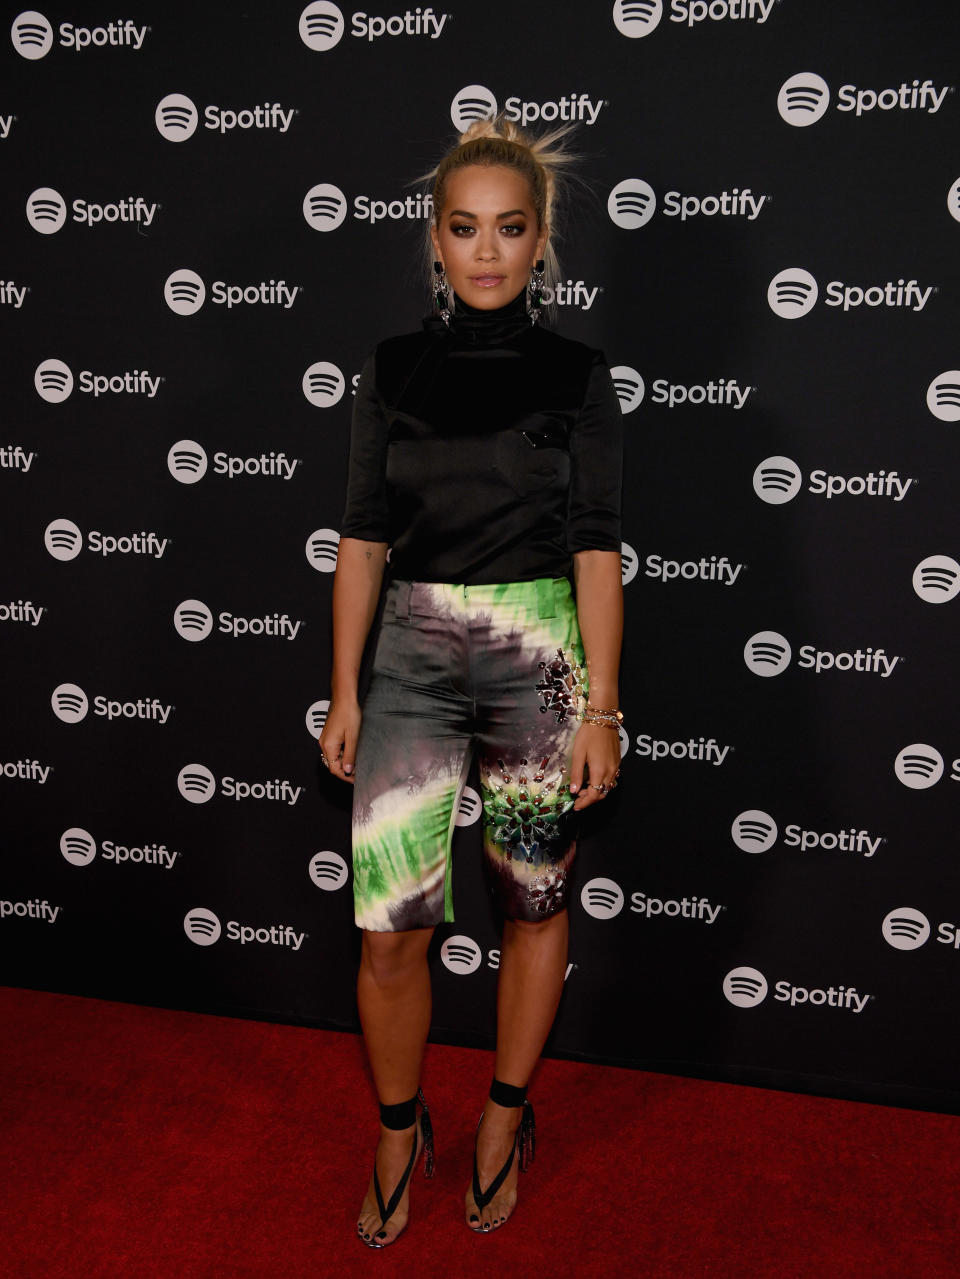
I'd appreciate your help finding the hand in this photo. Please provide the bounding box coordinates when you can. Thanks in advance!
[568,721,622,811]
[318,698,362,785]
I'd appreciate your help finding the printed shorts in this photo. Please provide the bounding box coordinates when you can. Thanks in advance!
[352,577,589,932]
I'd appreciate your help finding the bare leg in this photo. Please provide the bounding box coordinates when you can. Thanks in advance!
[356,926,434,1246]
[466,909,569,1231]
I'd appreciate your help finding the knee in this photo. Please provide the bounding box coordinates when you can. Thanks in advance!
[360,929,431,988]
[503,909,568,945]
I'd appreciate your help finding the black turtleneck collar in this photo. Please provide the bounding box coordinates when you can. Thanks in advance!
[422,287,532,346]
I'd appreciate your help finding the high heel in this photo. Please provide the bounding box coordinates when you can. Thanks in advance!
[469,1079,535,1233]
[359,1089,435,1249]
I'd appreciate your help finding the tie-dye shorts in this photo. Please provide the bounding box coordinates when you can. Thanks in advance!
[352,577,589,932]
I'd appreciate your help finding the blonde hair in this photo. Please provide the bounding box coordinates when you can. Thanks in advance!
[422,116,577,309]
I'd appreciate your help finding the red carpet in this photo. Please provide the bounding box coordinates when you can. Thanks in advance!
[1,985,957,1278]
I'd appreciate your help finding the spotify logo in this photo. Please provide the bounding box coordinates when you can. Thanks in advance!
[913,555,960,604]
[11,11,54,59]
[174,600,214,642]
[35,359,74,403]
[299,1,344,50]
[778,73,830,126]
[607,179,656,229]
[894,745,944,790]
[164,270,206,315]
[44,518,82,560]
[609,366,644,413]
[451,84,498,131]
[723,966,768,1007]
[303,183,347,231]
[302,361,345,406]
[178,764,217,804]
[882,907,930,951]
[753,456,802,504]
[306,699,330,739]
[949,177,960,224]
[441,934,482,974]
[731,810,777,853]
[60,827,96,866]
[155,94,199,142]
[51,682,88,723]
[926,371,960,422]
[612,0,663,39]
[309,850,349,891]
[184,907,221,946]
[455,786,482,827]
[26,187,66,234]
[306,528,340,572]
[580,877,625,920]
[620,541,639,586]
[744,631,792,677]
[767,268,818,318]
[167,440,208,484]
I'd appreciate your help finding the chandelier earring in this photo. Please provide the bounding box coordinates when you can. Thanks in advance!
[433,261,451,327]
[528,259,545,325]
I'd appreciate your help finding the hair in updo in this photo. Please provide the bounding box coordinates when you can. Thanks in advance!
[423,116,576,307]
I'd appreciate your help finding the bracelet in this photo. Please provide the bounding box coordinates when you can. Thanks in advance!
[579,703,624,730]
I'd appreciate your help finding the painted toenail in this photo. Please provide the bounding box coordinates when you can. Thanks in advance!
[376,1231,387,1239]
[470,1214,478,1223]
[483,1222,490,1231]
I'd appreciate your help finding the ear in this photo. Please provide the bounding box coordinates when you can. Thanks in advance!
[535,224,549,265]
[429,221,441,262]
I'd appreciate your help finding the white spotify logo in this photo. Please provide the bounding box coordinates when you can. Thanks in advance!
[299,1,344,50]
[620,541,639,586]
[913,555,960,604]
[303,361,345,406]
[306,699,330,739]
[580,877,625,920]
[607,179,656,229]
[174,600,214,642]
[612,0,663,39]
[723,966,768,1008]
[51,682,89,723]
[949,178,960,224]
[303,183,348,231]
[167,440,208,483]
[753,456,802,504]
[882,907,930,951]
[894,745,944,790]
[44,519,82,560]
[155,94,199,142]
[178,764,217,804]
[184,907,222,946]
[60,827,96,865]
[926,371,960,422]
[306,528,340,572]
[451,85,498,131]
[778,73,830,126]
[731,810,777,853]
[11,11,54,59]
[441,934,482,974]
[609,366,644,414]
[455,786,482,827]
[309,850,349,891]
[164,270,206,315]
[26,187,66,234]
[35,359,74,403]
[768,268,818,318]
[744,631,792,677]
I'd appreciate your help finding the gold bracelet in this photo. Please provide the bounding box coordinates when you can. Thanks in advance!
[579,704,624,730]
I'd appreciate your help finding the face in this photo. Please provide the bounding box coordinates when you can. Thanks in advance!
[431,164,548,310]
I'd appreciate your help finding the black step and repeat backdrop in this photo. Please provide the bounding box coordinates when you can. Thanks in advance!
[3,0,959,1112]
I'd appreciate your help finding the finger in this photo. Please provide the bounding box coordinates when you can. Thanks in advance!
[341,725,358,778]
[568,740,586,799]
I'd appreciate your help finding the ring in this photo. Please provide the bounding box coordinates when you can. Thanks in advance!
[320,754,329,769]
[592,783,607,793]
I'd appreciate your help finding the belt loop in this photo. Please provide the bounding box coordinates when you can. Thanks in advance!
[536,578,556,620]
[395,580,411,620]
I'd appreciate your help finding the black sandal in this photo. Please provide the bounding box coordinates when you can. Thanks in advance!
[469,1079,535,1233]
[359,1089,435,1248]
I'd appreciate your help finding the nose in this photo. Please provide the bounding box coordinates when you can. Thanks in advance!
[474,227,499,261]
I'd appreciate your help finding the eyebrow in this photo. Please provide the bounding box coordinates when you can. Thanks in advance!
[447,208,528,220]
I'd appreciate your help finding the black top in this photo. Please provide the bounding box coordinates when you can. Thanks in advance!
[340,290,623,584]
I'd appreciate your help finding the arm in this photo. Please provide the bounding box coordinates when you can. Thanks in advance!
[319,537,388,783]
[569,549,623,810]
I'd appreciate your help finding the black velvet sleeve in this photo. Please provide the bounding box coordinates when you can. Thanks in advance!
[566,352,624,555]
[340,352,389,542]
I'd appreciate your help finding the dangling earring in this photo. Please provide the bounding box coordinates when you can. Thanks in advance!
[528,259,545,325]
[433,261,451,327]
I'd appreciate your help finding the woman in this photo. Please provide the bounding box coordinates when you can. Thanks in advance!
[319,118,624,1247]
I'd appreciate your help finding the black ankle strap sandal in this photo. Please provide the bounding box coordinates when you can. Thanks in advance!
[471,1080,536,1223]
[362,1088,435,1249]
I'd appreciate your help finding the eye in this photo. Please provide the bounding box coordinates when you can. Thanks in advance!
[501,223,526,236]
[450,223,474,236]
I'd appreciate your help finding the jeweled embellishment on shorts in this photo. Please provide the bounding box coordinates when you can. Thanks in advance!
[486,757,568,862]
[535,649,585,723]
[528,865,568,915]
